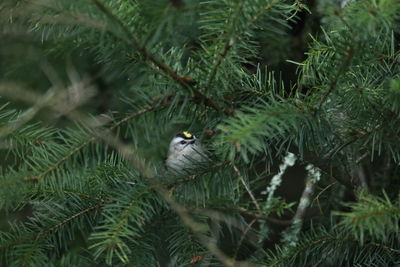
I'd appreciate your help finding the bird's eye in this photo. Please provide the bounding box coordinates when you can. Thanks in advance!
[180,140,186,145]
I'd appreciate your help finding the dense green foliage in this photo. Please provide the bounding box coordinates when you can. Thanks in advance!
[1,0,400,266]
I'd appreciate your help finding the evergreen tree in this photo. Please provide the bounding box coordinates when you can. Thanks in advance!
[1,0,400,266]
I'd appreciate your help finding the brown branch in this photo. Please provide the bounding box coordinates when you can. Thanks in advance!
[306,123,384,191]
[205,0,244,89]
[26,137,95,182]
[271,235,400,266]
[316,45,356,111]
[37,191,146,242]
[368,241,400,254]
[91,0,223,113]
[325,123,383,160]
[356,152,369,164]
[237,207,292,226]
[233,165,262,212]
[233,219,257,260]
[204,0,280,110]
[249,0,279,24]
[312,182,336,214]
[309,237,400,255]
[306,154,354,191]
[349,208,398,222]
[207,39,234,86]
[311,248,334,267]
[39,189,115,204]
[40,203,105,238]
[191,208,259,242]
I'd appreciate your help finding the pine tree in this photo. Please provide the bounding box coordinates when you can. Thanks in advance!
[1,0,400,266]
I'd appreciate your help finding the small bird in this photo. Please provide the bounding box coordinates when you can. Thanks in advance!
[166,131,206,172]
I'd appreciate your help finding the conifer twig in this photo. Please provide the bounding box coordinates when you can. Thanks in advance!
[306,152,353,190]
[32,2,106,30]
[368,241,400,254]
[40,203,105,238]
[316,45,356,111]
[191,208,259,242]
[39,189,115,204]
[91,0,222,113]
[309,123,384,190]
[233,165,262,212]
[205,1,243,89]
[26,103,165,182]
[248,0,279,24]
[233,218,257,260]
[237,207,292,226]
[206,0,279,89]
[312,182,336,213]
[311,249,334,267]
[26,137,95,182]
[325,123,383,160]
[207,39,234,87]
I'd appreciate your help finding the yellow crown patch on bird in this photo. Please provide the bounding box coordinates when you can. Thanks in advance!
[176,131,194,140]
[182,131,193,138]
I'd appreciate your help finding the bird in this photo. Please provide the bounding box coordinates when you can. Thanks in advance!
[166,131,206,172]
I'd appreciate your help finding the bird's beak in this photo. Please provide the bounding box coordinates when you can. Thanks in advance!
[184,140,195,148]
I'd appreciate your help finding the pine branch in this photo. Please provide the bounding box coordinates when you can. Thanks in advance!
[306,155,353,191]
[91,0,223,113]
[32,1,107,30]
[324,123,383,160]
[206,30,235,88]
[38,189,115,204]
[315,45,357,111]
[26,101,169,182]
[233,165,261,212]
[26,137,94,182]
[304,123,386,191]
[40,203,105,239]
[367,241,400,254]
[334,191,400,243]
[205,0,282,88]
[237,207,292,226]
[267,231,400,266]
[0,202,105,255]
[233,218,257,260]
[2,0,400,265]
